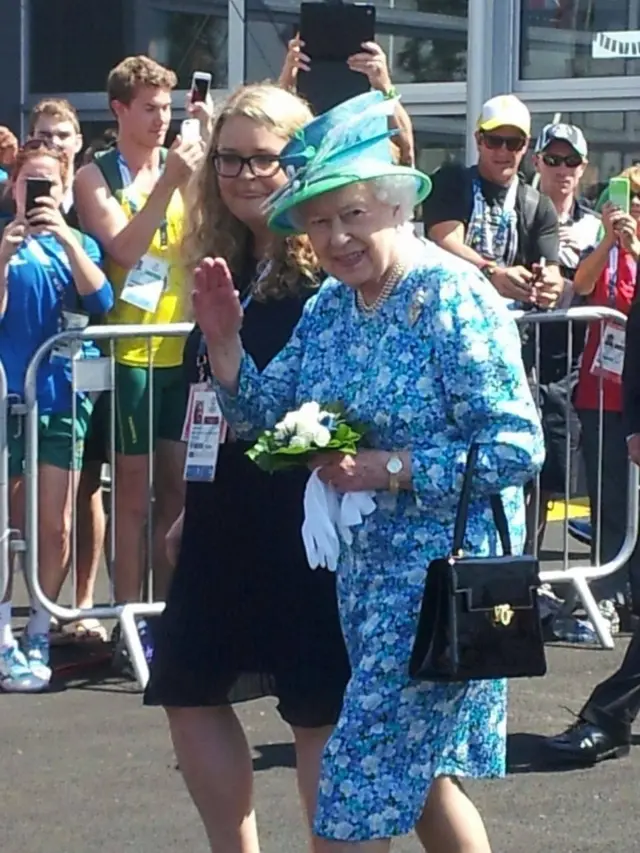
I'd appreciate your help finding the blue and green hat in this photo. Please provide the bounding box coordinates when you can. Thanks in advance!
[266,91,432,235]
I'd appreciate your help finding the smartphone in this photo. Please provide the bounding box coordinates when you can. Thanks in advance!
[25,177,52,216]
[190,71,212,104]
[297,2,376,114]
[180,118,201,143]
[609,176,630,214]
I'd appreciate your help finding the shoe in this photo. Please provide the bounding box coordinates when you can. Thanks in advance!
[543,720,630,766]
[598,600,621,635]
[568,519,592,547]
[20,632,52,683]
[111,619,154,680]
[0,643,48,693]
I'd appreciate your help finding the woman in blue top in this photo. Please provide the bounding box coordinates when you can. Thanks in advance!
[192,94,544,852]
[0,139,113,693]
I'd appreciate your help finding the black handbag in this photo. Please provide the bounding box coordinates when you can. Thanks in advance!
[409,444,547,682]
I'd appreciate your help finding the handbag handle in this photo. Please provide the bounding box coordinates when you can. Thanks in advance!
[452,443,512,557]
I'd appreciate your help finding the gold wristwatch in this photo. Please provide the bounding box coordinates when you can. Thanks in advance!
[386,454,404,495]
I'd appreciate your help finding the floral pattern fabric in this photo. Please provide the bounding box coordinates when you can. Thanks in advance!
[215,238,545,841]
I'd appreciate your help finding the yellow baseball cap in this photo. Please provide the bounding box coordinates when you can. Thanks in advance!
[477,94,531,136]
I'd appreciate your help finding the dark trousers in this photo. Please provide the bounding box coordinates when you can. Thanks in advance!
[578,409,640,606]
[582,623,640,741]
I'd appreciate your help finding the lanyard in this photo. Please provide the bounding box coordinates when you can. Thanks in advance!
[607,246,619,307]
[116,151,169,249]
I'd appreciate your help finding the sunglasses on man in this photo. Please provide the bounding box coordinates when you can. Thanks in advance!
[480,133,528,153]
[541,152,584,169]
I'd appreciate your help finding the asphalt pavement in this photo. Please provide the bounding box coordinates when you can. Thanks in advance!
[3,523,639,853]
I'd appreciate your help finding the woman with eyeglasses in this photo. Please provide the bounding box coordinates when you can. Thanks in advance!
[0,139,113,693]
[144,84,350,853]
[423,94,563,310]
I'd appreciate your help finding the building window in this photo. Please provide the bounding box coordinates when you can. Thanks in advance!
[245,0,468,86]
[520,0,640,80]
[148,7,228,90]
[414,116,465,175]
[29,0,125,93]
[530,110,640,202]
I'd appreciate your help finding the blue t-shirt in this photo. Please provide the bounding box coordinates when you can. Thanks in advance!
[0,168,8,182]
[0,232,114,413]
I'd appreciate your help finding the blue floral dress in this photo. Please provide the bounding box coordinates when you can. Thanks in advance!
[215,239,545,842]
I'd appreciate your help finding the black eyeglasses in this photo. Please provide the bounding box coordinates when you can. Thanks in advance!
[541,152,584,169]
[212,152,281,178]
[481,133,528,153]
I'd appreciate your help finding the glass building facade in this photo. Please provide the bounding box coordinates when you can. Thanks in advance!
[0,0,639,192]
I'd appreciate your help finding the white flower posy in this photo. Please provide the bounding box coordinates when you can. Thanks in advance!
[274,401,333,450]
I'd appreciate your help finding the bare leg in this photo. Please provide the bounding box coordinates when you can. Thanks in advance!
[166,705,260,853]
[38,464,77,602]
[112,453,148,603]
[292,725,334,832]
[415,777,492,853]
[75,461,106,607]
[152,439,186,601]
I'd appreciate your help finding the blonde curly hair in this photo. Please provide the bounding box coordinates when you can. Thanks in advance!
[182,83,320,299]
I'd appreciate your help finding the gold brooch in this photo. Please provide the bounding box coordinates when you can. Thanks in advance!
[492,604,515,627]
[408,288,427,326]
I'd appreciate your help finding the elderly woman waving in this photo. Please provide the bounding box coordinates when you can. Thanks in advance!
[192,92,544,853]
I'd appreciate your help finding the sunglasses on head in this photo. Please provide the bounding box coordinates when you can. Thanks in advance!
[481,133,527,153]
[541,152,583,169]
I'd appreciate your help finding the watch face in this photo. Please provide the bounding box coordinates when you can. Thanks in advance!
[387,456,403,475]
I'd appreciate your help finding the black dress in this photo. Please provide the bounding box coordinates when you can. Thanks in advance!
[144,274,350,728]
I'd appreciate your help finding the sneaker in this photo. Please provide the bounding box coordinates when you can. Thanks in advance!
[20,632,52,683]
[111,619,154,680]
[599,599,621,635]
[0,643,48,693]
[137,618,155,665]
[568,519,592,547]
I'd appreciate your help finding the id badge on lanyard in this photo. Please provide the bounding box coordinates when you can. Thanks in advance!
[50,310,89,362]
[117,152,170,313]
[590,247,625,384]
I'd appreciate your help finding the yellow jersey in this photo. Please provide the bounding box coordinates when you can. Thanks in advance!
[104,184,189,368]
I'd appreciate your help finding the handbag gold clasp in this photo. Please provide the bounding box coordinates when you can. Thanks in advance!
[492,604,514,627]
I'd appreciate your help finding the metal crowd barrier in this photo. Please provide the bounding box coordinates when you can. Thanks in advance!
[10,308,640,689]
[515,306,640,650]
[19,323,192,688]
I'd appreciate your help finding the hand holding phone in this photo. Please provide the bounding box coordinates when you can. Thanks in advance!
[180,118,201,144]
[190,71,212,104]
[609,176,630,215]
[25,177,53,217]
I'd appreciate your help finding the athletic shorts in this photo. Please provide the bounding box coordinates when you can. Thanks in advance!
[113,364,187,456]
[8,396,93,477]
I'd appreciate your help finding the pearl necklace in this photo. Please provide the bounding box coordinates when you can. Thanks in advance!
[356,260,406,315]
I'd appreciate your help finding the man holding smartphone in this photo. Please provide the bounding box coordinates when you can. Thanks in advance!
[74,56,204,663]
[423,94,563,309]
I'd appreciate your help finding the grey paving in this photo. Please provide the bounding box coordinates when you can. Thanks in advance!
[3,524,638,853]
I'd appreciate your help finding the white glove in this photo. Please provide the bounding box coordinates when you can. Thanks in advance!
[339,491,377,545]
[301,470,377,570]
[302,470,341,571]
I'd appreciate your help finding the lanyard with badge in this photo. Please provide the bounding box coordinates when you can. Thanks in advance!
[25,238,89,363]
[465,177,518,265]
[117,152,170,314]
[590,246,626,384]
[182,280,259,482]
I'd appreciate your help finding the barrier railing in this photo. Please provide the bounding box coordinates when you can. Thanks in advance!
[11,308,640,688]
[19,323,192,687]
[0,360,9,602]
[515,306,640,650]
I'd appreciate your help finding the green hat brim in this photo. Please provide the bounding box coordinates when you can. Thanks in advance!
[267,161,432,235]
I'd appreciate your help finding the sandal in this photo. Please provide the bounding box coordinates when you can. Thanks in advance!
[58,618,108,644]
